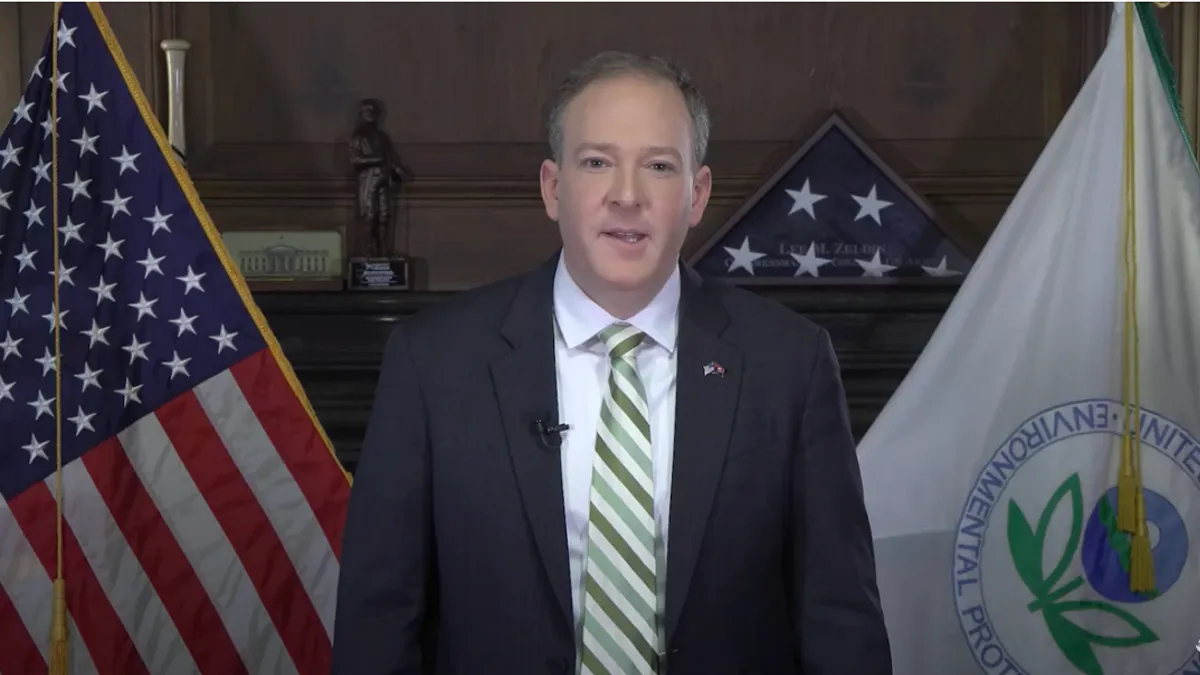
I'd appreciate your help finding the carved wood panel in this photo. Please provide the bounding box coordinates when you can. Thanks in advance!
[180,2,1076,179]
[149,2,1110,290]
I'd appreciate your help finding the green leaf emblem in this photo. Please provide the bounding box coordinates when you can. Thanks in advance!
[1006,473,1159,674]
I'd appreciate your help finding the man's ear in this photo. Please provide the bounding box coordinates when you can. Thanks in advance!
[688,164,713,228]
[540,158,560,221]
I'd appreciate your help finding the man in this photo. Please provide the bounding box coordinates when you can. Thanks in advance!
[332,51,891,675]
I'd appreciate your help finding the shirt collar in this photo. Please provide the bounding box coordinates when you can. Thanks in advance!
[553,255,680,354]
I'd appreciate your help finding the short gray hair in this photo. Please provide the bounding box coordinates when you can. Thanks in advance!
[546,51,711,169]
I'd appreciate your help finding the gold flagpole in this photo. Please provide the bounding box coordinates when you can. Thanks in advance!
[1116,1,1155,594]
[49,2,70,673]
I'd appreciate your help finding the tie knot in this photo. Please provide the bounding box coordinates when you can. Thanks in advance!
[597,323,645,360]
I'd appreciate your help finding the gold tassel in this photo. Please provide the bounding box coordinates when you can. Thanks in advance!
[1129,530,1156,593]
[1128,490,1156,593]
[1116,478,1138,532]
[49,578,68,675]
[1116,438,1138,533]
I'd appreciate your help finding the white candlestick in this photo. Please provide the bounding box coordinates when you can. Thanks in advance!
[160,38,191,160]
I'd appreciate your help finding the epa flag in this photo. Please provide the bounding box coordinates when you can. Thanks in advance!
[0,4,350,675]
[858,4,1200,675]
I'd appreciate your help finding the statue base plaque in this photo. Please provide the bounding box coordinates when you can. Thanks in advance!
[348,256,410,291]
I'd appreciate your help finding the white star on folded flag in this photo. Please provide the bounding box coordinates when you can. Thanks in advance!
[723,236,766,275]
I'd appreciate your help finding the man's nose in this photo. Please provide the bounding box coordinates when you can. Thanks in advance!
[607,167,645,210]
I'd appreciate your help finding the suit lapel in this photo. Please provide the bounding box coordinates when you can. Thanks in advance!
[489,255,575,629]
[665,266,743,641]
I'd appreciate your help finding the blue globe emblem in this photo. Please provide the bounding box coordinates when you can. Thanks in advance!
[952,400,1200,675]
[1081,486,1189,603]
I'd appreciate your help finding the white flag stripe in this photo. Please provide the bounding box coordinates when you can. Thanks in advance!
[66,613,100,675]
[192,369,340,639]
[0,499,54,663]
[47,461,197,675]
[117,410,298,675]
[0,506,100,675]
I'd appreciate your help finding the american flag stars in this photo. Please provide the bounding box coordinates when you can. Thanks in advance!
[0,10,265,494]
[4,11,345,671]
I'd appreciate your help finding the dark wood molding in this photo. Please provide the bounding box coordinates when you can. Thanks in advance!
[186,138,1047,185]
[196,172,1026,206]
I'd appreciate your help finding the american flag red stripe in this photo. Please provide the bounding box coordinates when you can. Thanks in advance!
[0,564,46,675]
[0,499,53,675]
[159,387,333,675]
[229,352,351,559]
[8,481,150,675]
[60,453,197,674]
[119,377,310,675]
[1,350,348,674]
[80,438,250,675]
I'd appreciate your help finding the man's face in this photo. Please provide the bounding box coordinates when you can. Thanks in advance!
[361,102,379,123]
[540,75,712,299]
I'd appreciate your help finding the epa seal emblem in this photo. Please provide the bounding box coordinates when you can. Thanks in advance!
[953,399,1200,674]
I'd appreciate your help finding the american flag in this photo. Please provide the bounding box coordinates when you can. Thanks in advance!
[0,4,351,674]
[690,114,974,282]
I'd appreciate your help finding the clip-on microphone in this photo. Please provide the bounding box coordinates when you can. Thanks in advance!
[533,418,570,448]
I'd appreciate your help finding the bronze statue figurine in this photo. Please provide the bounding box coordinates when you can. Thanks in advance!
[350,98,412,258]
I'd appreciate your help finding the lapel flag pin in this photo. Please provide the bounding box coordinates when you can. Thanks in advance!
[703,361,726,377]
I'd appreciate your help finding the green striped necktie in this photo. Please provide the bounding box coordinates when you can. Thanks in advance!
[580,322,659,675]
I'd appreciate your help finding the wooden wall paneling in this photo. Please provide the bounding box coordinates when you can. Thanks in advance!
[146,2,181,122]
[1174,2,1200,158]
[16,3,52,81]
[179,2,1059,176]
[0,5,20,109]
[167,2,1079,292]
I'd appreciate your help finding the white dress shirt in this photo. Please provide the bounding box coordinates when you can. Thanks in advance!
[552,257,680,649]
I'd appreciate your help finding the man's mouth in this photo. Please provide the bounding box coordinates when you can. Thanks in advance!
[603,230,648,244]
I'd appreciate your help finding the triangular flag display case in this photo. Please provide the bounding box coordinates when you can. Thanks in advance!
[688,113,975,285]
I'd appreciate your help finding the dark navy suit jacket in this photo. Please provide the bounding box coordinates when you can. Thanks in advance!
[331,253,892,675]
